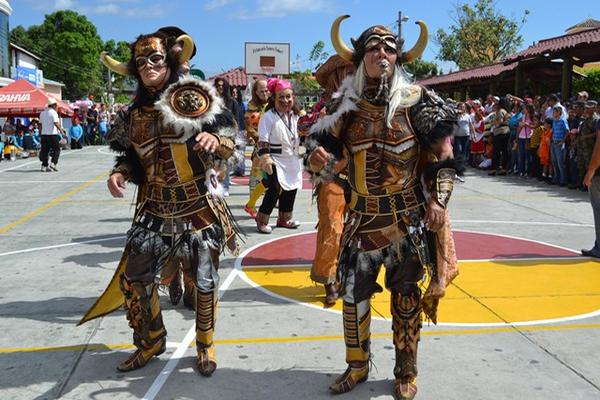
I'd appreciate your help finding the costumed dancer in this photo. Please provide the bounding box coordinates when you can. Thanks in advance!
[307,16,462,399]
[255,78,303,233]
[243,78,270,218]
[307,56,355,305]
[78,27,240,377]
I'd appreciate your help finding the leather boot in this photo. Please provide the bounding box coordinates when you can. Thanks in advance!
[329,300,370,394]
[324,282,339,306]
[117,275,167,372]
[256,211,272,234]
[391,287,422,400]
[168,268,183,306]
[182,267,196,310]
[276,211,300,229]
[196,290,217,376]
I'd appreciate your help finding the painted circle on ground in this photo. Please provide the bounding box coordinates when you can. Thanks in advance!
[238,230,600,326]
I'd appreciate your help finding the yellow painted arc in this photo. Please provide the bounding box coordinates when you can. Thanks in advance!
[243,259,600,324]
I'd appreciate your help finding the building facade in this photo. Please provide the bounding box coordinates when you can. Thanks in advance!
[0,0,12,81]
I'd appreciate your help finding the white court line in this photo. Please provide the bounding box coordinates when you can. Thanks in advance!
[1,219,593,257]
[454,219,593,228]
[234,229,600,328]
[0,236,126,257]
[96,147,113,156]
[142,267,239,400]
[0,148,86,173]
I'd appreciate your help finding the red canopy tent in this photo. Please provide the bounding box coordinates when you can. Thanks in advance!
[0,79,73,117]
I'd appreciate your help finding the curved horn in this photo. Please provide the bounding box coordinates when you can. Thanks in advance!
[402,20,428,63]
[100,51,132,76]
[176,34,194,63]
[331,15,353,62]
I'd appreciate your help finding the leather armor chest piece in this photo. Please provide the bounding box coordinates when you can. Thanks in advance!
[344,100,419,195]
[129,107,165,166]
[129,107,203,186]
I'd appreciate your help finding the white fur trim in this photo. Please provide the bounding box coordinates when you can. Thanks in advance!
[309,76,358,134]
[374,138,416,154]
[349,142,372,154]
[155,75,225,143]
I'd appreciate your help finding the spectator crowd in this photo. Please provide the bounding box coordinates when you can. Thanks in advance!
[451,90,600,191]
[2,81,598,197]
[0,101,126,164]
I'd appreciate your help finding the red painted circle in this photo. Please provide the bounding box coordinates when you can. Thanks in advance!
[241,231,576,267]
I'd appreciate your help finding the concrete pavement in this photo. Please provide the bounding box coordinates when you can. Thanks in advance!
[0,146,599,399]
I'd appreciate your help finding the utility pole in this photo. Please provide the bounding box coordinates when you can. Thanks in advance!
[398,11,402,39]
[107,68,112,94]
[397,11,409,42]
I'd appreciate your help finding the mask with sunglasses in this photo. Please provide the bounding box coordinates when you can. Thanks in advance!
[135,52,166,70]
[364,34,397,54]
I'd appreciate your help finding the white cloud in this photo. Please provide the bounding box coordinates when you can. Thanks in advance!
[203,0,233,11]
[234,0,333,19]
[54,0,76,9]
[46,1,166,19]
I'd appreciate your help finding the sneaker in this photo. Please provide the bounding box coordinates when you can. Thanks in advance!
[41,166,50,172]
[276,219,300,229]
[256,222,272,234]
[581,248,600,259]
[223,190,230,197]
[49,163,58,172]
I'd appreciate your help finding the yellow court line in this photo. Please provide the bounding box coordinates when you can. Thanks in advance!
[1,323,599,354]
[0,172,107,234]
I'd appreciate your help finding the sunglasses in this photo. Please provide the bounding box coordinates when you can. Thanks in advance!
[135,52,166,70]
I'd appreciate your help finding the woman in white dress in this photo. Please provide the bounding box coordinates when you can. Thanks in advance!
[255,78,303,233]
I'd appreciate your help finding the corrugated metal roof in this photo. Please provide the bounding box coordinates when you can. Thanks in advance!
[505,28,600,63]
[418,62,517,86]
[208,67,266,87]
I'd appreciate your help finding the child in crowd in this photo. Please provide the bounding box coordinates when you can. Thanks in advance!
[70,117,84,149]
[538,118,553,182]
[470,109,486,167]
[551,106,569,186]
[528,115,543,178]
[478,133,494,169]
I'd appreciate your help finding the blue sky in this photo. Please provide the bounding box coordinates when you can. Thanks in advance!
[10,0,600,77]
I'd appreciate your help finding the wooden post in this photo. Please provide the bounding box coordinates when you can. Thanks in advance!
[561,56,572,100]
[514,65,523,97]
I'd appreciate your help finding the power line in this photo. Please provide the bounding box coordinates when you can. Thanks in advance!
[7,32,102,76]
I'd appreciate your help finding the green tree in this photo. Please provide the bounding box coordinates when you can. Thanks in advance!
[10,11,105,99]
[9,25,36,50]
[404,58,439,80]
[103,39,133,93]
[308,40,329,69]
[285,69,321,95]
[435,0,529,69]
[573,69,600,99]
